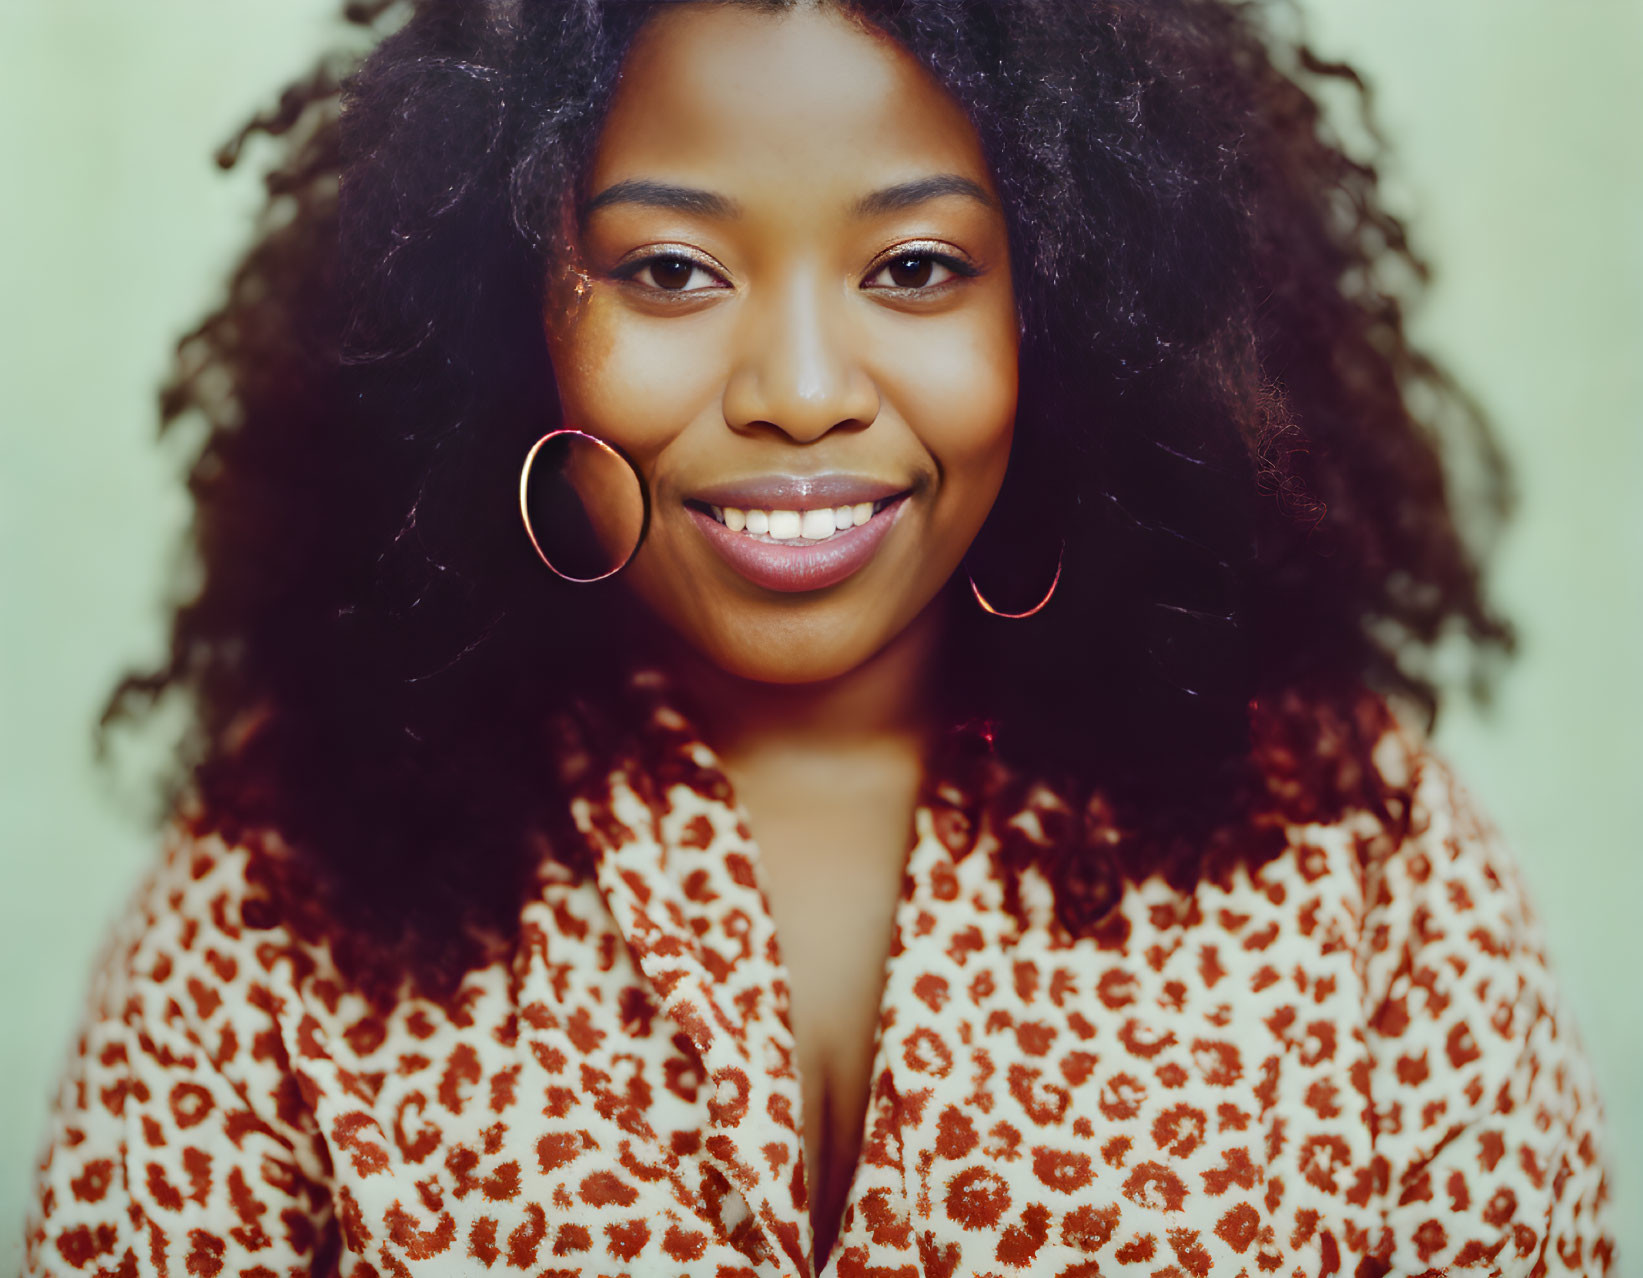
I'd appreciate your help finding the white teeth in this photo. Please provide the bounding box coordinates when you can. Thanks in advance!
[767,509,802,540]
[707,498,893,542]
[800,508,835,539]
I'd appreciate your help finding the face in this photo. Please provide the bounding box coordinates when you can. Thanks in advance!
[544,1,1018,685]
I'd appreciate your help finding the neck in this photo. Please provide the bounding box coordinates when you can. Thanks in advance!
[648,596,952,770]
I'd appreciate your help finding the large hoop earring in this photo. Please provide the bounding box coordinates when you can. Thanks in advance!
[966,539,1063,619]
[519,429,648,582]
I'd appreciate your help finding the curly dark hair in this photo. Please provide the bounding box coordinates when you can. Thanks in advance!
[104,0,1514,995]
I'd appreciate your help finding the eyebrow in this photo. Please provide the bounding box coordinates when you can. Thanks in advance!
[579,173,995,224]
[581,180,739,222]
[851,174,995,217]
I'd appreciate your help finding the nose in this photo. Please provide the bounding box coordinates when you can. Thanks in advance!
[721,269,880,443]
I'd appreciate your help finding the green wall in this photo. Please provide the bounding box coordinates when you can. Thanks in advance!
[2,1,1637,1267]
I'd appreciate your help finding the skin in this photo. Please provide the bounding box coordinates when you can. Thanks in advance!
[541,2,1019,1266]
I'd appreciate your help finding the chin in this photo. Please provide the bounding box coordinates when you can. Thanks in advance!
[624,552,943,687]
[699,633,880,687]
[668,606,902,686]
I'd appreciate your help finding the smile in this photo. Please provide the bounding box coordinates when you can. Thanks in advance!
[693,497,898,543]
[683,478,912,592]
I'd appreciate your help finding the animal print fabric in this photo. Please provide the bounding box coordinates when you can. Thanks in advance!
[24,667,1613,1276]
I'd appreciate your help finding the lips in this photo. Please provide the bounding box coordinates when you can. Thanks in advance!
[683,476,912,592]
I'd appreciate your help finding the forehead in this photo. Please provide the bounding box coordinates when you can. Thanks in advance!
[587,3,994,198]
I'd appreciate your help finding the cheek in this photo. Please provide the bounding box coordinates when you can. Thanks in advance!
[547,296,724,464]
[885,316,1018,522]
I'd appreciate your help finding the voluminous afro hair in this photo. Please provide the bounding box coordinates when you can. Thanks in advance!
[106,0,1514,995]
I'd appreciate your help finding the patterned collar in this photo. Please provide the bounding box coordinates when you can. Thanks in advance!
[547,664,1064,1269]
[552,663,1047,866]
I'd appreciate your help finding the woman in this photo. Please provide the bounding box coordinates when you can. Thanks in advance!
[23,0,1612,1274]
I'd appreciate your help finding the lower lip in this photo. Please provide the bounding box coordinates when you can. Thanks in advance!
[686,496,909,593]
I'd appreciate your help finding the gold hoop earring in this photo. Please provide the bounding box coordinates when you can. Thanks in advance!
[518,429,648,582]
[965,540,1063,619]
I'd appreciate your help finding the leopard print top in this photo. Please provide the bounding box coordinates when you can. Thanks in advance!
[23,667,1613,1276]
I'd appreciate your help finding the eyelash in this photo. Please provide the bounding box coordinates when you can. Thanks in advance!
[612,245,979,299]
[865,249,980,293]
[612,253,727,296]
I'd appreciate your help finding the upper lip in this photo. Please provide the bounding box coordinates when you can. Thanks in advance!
[686,473,912,510]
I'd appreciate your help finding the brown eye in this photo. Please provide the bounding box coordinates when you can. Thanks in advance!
[614,251,727,295]
[887,255,935,288]
[864,249,976,293]
[647,255,698,291]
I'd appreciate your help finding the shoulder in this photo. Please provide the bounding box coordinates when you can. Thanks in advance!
[1302,705,1614,1272]
[1236,686,1555,969]
[70,815,291,1047]
[24,817,343,1274]
[916,695,1613,1271]
[36,813,344,1132]
[104,810,338,1008]
[1351,706,1561,1012]
[1262,696,1587,1072]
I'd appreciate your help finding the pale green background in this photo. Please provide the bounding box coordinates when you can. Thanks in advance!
[2,1,1638,1270]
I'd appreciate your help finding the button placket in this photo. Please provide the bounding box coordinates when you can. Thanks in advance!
[578,762,812,1276]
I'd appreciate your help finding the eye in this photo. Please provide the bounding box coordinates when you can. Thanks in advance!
[614,251,729,295]
[864,249,978,293]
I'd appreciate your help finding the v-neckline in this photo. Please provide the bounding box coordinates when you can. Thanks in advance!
[720,767,936,1278]
[563,664,1004,1277]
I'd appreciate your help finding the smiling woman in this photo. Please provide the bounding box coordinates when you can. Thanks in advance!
[550,5,1018,688]
[20,0,1614,1275]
